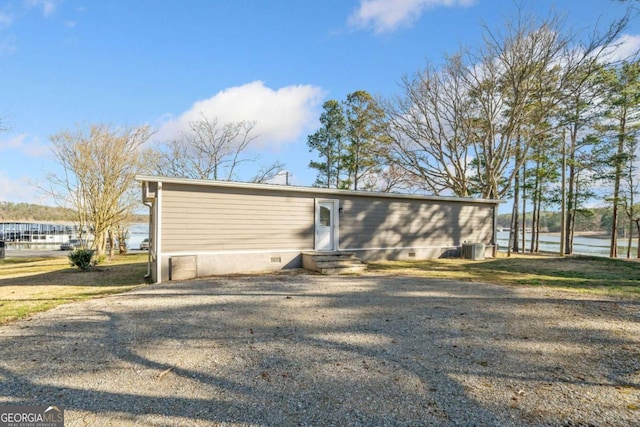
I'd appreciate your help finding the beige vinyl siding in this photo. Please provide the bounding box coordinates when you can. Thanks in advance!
[161,183,315,252]
[339,196,493,250]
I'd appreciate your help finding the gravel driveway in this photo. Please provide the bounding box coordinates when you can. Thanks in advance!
[0,272,639,426]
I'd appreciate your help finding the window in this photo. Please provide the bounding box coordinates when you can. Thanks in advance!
[320,206,331,227]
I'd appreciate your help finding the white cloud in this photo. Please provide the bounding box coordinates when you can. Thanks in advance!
[25,0,59,17]
[600,33,640,63]
[156,81,324,148]
[42,1,56,16]
[0,171,45,204]
[348,0,475,34]
[0,133,49,157]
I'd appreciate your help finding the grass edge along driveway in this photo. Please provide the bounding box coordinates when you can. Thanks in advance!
[0,253,150,324]
[368,254,640,299]
[1,253,638,325]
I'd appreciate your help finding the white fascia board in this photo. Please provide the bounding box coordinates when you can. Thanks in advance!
[134,175,504,206]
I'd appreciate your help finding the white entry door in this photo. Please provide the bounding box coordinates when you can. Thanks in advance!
[315,199,338,251]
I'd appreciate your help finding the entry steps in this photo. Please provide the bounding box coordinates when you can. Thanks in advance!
[301,251,367,275]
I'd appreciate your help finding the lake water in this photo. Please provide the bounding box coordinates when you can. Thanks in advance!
[12,221,633,257]
[130,224,636,258]
[63,224,640,257]
[2,222,150,252]
[496,231,639,258]
[127,222,149,249]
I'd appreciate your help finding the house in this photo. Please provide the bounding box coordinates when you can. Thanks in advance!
[136,175,502,283]
[0,221,79,249]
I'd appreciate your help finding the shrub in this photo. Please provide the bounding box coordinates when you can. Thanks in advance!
[93,253,107,266]
[68,249,95,271]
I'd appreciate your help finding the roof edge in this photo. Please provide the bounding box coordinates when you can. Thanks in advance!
[135,175,504,205]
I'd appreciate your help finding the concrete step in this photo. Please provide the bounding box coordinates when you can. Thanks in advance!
[317,264,368,275]
[302,251,367,275]
[315,260,363,268]
[309,254,357,262]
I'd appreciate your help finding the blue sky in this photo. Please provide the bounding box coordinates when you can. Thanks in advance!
[1,0,638,208]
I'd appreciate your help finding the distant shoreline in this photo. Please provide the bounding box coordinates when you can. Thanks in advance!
[541,231,610,240]
[499,230,611,239]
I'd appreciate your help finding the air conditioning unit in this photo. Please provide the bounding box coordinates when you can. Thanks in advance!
[461,243,485,260]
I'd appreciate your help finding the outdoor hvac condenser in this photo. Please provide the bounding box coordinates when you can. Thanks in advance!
[461,243,485,260]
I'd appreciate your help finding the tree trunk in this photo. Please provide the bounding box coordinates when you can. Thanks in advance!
[117,226,128,255]
[507,201,517,258]
[628,189,635,258]
[533,199,542,254]
[627,217,633,259]
[610,114,626,258]
[521,162,527,253]
[609,180,620,259]
[636,219,640,259]
[560,131,567,257]
[610,177,620,258]
[565,187,574,254]
[511,170,520,254]
[530,153,540,253]
[565,145,576,255]
[108,228,115,259]
[568,174,579,255]
[353,144,360,191]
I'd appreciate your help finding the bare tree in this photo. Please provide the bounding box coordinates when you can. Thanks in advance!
[250,161,286,184]
[386,7,629,208]
[358,164,414,193]
[467,13,572,200]
[155,115,261,181]
[47,124,153,257]
[386,12,567,199]
[385,56,475,196]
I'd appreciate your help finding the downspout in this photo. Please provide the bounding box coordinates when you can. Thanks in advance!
[493,203,499,257]
[143,200,152,278]
[156,181,162,283]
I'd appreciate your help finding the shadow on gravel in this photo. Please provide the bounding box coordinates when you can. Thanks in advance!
[0,274,638,426]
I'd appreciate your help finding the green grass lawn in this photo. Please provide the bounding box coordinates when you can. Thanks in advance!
[368,254,640,298]
[2,252,638,325]
[0,253,150,324]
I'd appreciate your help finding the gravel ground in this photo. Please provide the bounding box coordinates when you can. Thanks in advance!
[0,271,639,426]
